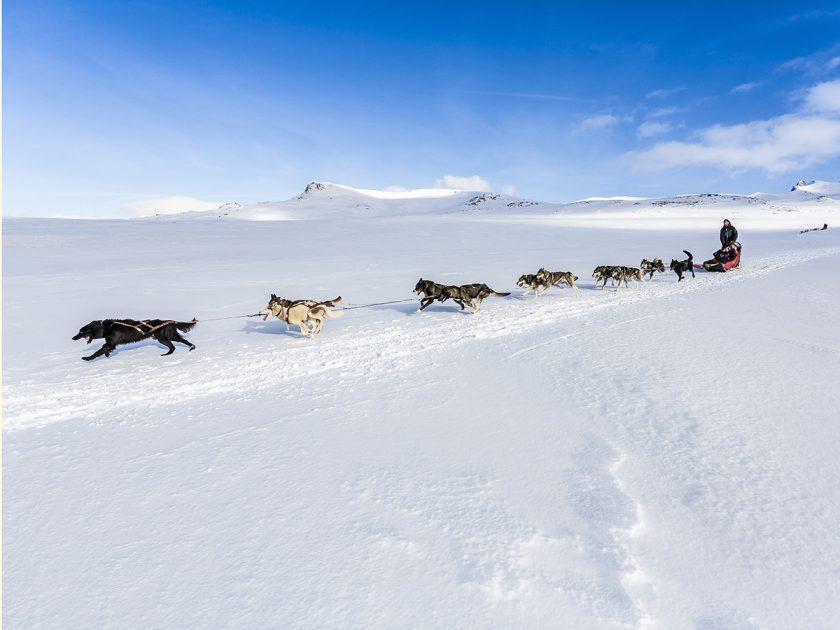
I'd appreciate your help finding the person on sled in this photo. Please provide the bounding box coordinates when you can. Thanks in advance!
[702,241,741,272]
[714,243,738,263]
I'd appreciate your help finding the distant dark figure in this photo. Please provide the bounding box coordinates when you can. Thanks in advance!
[720,219,738,247]
[800,223,829,234]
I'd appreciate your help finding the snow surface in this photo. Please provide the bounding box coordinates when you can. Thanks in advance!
[4,184,840,629]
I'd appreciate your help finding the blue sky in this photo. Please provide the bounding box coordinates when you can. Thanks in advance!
[5,1,840,217]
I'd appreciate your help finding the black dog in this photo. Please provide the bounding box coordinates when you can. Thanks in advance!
[669,250,694,282]
[72,319,197,361]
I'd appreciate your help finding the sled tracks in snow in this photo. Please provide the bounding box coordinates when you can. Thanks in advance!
[6,246,840,431]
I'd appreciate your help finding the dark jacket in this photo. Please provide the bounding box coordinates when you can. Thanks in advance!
[720,223,738,247]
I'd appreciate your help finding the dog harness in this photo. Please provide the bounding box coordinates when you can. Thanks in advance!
[112,320,176,336]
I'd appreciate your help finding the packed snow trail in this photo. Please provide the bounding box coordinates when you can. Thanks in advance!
[5,243,838,432]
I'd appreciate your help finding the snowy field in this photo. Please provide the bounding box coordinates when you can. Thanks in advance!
[4,184,840,629]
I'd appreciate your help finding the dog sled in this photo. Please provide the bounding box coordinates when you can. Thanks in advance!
[695,242,741,273]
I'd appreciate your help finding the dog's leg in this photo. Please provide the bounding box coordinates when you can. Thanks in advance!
[173,332,196,351]
[418,297,434,311]
[83,343,115,361]
[690,267,695,278]
[160,339,177,356]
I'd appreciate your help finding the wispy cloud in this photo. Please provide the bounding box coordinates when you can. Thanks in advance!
[578,114,620,131]
[647,106,681,118]
[434,175,492,191]
[467,90,580,102]
[645,86,686,99]
[787,9,840,22]
[731,82,760,94]
[627,79,840,174]
[777,44,840,76]
[637,121,672,138]
[124,195,222,217]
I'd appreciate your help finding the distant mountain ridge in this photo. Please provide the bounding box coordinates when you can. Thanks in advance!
[141,180,840,221]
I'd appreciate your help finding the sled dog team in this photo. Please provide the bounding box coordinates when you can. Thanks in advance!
[72,252,713,361]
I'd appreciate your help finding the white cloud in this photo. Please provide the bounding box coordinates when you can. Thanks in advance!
[731,82,759,94]
[434,175,492,191]
[827,57,840,70]
[645,86,686,99]
[124,195,222,217]
[804,79,840,113]
[501,184,516,196]
[628,79,840,174]
[578,114,619,131]
[637,121,672,138]
[628,116,840,173]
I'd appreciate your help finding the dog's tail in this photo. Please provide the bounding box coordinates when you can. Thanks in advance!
[573,276,579,281]
[492,290,511,297]
[683,250,693,261]
[322,296,342,307]
[176,319,198,332]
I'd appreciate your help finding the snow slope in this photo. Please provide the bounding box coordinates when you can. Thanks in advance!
[4,186,840,629]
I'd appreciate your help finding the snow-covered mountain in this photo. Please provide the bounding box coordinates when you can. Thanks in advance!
[145,181,543,221]
[143,180,840,228]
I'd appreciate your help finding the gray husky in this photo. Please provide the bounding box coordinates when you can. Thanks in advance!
[614,266,644,288]
[414,279,509,313]
[414,278,473,311]
[457,283,511,312]
[640,258,665,280]
[517,273,550,296]
[537,267,580,297]
[593,265,619,289]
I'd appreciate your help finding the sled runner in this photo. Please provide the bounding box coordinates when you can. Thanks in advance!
[694,242,741,272]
